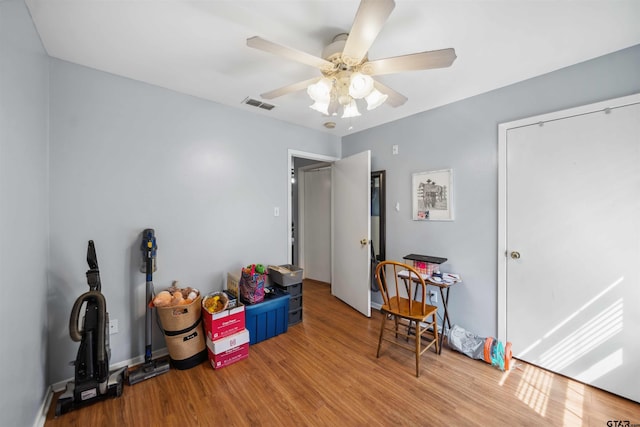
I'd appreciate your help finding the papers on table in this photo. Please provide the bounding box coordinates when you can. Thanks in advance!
[397,270,461,285]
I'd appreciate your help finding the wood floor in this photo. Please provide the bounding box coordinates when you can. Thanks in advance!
[46,279,639,426]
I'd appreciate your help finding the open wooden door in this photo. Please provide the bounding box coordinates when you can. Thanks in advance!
[331,150,371,317]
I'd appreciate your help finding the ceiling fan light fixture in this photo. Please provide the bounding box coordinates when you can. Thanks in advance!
[247,0,458,126]
[310,100,330,115]
[348,72,374,99]
[307,78,333,102]
[365,88,388,110]
[328,96,339,116]
[342,99,361,118]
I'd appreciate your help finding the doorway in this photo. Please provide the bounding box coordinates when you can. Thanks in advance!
[297,163,332,282]
[289,150,385,317]
[371,170,386,263]
[288,150,338,270]
[290,152,386,277]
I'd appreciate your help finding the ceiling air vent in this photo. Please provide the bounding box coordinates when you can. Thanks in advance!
[242,97,275,111]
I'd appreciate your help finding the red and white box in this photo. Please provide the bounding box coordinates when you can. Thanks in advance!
[202,303,245,341]
[413,261,438,276]
[206,329,250,370]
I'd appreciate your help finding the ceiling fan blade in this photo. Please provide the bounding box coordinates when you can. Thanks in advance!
[362,48,457,76]
[342,0,395,66]
[260,77,320,99]
[373,80,407,107]
[247,36,335,73]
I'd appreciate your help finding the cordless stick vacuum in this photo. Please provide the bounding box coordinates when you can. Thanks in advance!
[56,241,127,416]
[128,229,170,385]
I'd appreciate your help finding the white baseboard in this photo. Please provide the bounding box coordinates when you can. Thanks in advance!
[371,302,382,310]
[33,385,53,427]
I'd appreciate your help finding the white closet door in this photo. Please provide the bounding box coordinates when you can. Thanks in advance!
[505,100,640,402]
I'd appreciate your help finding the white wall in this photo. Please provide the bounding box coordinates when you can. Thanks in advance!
[0,1,49,426]
[47,59,340,385]
[343,44,640,339]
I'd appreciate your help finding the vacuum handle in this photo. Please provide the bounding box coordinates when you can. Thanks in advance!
[86,240,102,292]
[145,251,154,282]
[87,240,99,270]
[141,228,157,278]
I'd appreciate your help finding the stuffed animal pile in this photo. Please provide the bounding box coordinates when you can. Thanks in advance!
[152,281,200,307]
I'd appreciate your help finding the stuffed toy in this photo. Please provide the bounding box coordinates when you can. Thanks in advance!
[152,281,199,307]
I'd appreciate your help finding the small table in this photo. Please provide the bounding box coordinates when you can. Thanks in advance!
[397,269,461,354]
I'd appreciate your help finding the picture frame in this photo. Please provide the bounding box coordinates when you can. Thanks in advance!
[412,169,454,221]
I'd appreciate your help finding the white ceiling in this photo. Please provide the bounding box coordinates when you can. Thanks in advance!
[25,0,640,137]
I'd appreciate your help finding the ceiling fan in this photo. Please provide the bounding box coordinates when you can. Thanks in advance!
[246,0,456,119]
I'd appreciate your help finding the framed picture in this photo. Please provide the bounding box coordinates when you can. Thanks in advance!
[412,169,454,221]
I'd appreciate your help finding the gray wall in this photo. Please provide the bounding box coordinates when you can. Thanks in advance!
[47,59,340,385]
[343,44,640,338]
[0,1,49,426]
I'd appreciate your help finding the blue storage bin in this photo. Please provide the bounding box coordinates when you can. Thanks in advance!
[244,288,290,344]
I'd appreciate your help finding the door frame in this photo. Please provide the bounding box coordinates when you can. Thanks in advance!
[288,149,339,265]
[497,93,640,342]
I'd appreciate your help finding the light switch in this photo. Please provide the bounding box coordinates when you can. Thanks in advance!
[395,202,400,212]
[392,145,398,155]
[274,207,280,217]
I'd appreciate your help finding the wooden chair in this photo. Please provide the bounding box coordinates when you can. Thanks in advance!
[375,260,439,377]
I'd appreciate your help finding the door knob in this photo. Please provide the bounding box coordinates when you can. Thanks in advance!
[360,239,368,246]
[510,251,521,260]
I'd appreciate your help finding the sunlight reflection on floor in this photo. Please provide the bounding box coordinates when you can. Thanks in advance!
[562,381,585,426]
[498,366,512,386]
[516,364,554,417]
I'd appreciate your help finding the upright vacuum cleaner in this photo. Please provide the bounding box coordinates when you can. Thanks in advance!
[128,228,170,385]
[56,241,127,416]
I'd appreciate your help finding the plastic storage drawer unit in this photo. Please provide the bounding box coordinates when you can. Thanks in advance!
[244,289,290,345]
[268,265,303,286]
[273,281,303,326]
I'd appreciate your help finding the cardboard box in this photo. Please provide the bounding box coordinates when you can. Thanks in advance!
[202,302,246,341]
[207,328,250,354]
[206,329,250,370]
[226,272,239,297]
[207,344,249,370]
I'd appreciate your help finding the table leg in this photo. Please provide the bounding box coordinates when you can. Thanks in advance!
[438,287,452,354]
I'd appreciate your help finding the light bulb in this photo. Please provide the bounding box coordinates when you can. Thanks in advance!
[307,78,332,102]
[365,88,388,110]
[309,101,329,115]
[342,99,361,118]
[349,73,374,99]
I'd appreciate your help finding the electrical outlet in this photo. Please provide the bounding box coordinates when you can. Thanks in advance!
[109,319,118,334]
[428,290,437,303]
